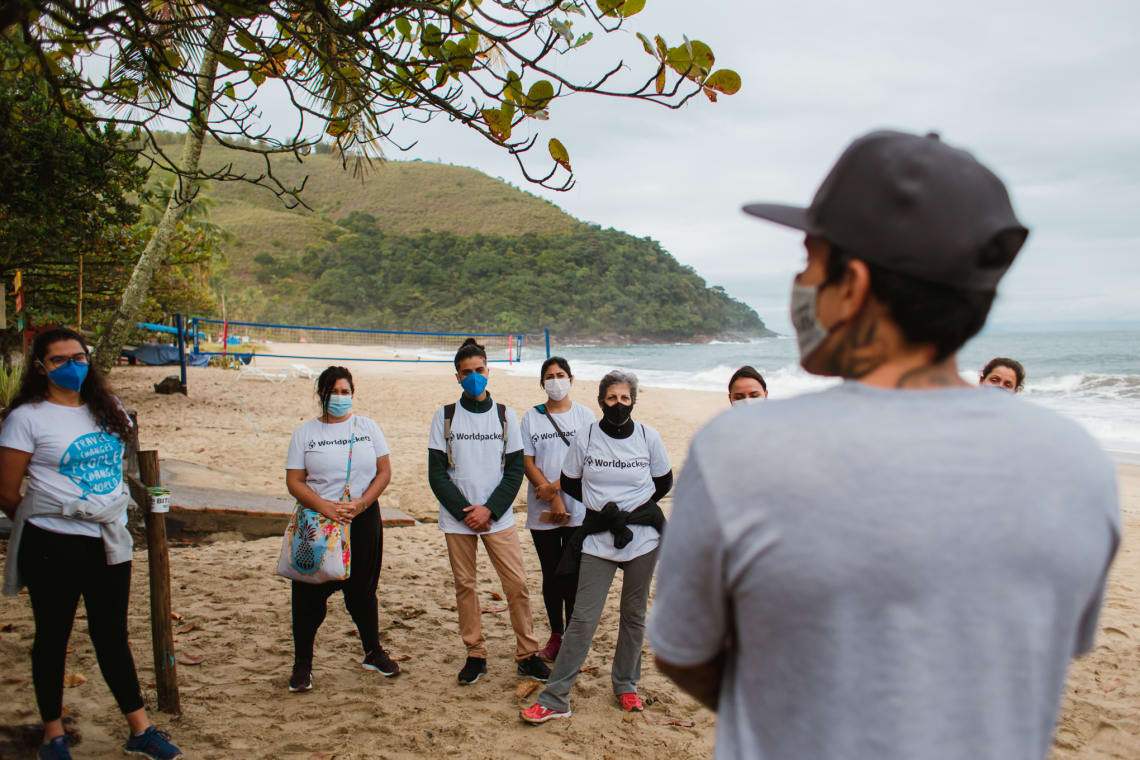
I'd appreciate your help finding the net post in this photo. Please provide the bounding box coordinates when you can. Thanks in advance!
[192,318,200,354]
[175,314,188,394]
[544,328,551,359]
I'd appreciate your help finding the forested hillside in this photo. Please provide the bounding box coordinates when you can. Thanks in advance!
[188,138,771,341]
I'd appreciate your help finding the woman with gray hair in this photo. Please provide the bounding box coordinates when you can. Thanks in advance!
[520,370,673,724]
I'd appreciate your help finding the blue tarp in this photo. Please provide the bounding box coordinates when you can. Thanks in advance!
[122,344,211,367]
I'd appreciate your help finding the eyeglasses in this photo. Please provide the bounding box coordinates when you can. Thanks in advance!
[43,353,88,369]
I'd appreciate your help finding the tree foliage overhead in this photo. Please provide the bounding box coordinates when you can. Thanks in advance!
[0,36,223,337]
[4,0,742,201]
[246,211,770,341]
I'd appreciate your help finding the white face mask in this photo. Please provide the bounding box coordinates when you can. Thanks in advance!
[789,281,830,367]
[544,377,571,401]
[731,396,765,408]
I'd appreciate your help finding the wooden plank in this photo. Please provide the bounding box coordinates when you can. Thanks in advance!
[138,450,180,715]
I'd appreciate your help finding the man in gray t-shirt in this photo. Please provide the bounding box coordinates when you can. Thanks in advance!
[648,131,1120,760]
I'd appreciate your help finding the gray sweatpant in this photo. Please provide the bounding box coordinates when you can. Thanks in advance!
[537,548,658,713]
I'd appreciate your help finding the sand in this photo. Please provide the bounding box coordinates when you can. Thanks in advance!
[0,362,1136,759]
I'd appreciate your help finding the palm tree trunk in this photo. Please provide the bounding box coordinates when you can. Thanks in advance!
[95,15,229,373]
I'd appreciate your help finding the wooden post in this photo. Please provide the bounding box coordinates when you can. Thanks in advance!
[138,450,181,714]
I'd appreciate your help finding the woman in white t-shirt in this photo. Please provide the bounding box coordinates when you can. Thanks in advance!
[521,370,672,724]
[0,327,181,760]
[520,357,595,663]
[284,366,400,693]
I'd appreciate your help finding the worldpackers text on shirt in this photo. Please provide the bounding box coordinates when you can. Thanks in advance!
[448,431,503,442]
[583,454,650,470]
[306,432,374,449]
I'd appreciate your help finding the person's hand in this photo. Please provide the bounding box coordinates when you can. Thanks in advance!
[549,494,570,525]
[535,482,558,502]
[342,497,366,518]
[318,501,352,525]
[463,504,492,532]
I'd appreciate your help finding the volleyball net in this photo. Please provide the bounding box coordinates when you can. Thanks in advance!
[188,317,550,365]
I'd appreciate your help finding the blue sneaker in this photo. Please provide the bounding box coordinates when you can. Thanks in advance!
[124,726,181,759]
[38,736,73,760]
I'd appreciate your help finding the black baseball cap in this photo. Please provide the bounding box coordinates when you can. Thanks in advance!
[743,130,1029,291]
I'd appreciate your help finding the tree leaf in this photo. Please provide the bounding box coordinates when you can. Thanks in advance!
[703,69,741,95]
[636,32,655,57]
[215,51,246,72]
[666,40,713,80]
[654,66,666,94]
[395,17,412,39]
[573,32,593,48]
[523,79,555,115]
[482,108,511,141]
[551,18,574,43]
[223,82,236,101]
[598,0,645,18]
[502,71,523,104]
[548,138,571,172]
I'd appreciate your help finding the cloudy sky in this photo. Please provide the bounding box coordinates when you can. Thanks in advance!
[260,0,1140,334]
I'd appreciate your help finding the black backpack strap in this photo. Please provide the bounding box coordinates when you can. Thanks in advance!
[443,403,456,468]
[538,405,572,447]
[496,403,508,469]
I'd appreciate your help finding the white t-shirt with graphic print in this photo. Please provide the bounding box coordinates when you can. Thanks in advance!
[561,421,671,562]
[0,400,130,538]
[285,415,390,502]
[428,400,523,536]
[520,402,595,531]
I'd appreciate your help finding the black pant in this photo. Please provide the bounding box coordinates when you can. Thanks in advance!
[291,502,383,663]
[17,522,145,723]
[530,526,578,635]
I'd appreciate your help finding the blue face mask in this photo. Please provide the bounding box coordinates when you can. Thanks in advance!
[47,360,89,392]
[460,371,488,397]
[326,395,353,417]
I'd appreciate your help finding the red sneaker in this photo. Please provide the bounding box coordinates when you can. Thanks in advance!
[538,633,563,662]
[619,693,644,712]
[520,703,571,724]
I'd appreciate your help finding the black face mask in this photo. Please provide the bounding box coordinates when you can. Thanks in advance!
[602,401,632,426]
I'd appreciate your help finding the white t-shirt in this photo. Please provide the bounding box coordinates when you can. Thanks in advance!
[428,400,523,535]
[285,416,390,502]
[0,400,130,538]
[561,421,671,562]
[520,402,595,531]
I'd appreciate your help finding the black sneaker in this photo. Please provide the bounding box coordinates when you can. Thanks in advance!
[517,655,551,682]
[362,647,401,677]
[288,661,313,693]
[457,656,487,685]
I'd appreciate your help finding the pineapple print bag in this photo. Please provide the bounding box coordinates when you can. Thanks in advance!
[277,416,357,583]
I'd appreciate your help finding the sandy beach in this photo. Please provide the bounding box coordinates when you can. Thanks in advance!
[0,362,1136,759]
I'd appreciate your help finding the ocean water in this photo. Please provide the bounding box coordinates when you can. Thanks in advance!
[505,330,1140,458]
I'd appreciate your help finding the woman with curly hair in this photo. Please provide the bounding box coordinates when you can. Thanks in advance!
[979,357,1026,393]
[0,327,181,760]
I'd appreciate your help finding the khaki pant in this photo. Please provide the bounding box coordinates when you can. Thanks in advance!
[445,524,540,661]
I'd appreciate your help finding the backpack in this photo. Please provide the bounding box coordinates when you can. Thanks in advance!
[444,401,508,470]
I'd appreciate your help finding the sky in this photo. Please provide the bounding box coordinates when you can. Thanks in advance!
[252,0,1140,334]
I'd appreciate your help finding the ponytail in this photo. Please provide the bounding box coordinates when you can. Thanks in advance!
[453,338,487,369]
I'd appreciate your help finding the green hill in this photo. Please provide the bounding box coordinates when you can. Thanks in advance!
[180,137,772,341]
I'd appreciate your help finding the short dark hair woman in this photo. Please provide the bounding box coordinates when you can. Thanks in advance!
[284,366,400,693]
[0,327,181,760]
[521,369,673,723]
[728,365,768,406]
[979,357,1025,393]
[519,356,595,662]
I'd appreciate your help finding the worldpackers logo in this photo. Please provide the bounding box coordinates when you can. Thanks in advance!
[59,432,124,495]
[448,432,503,442]
[583,455,649,470]
[308,434,373,449]
[530,430,575,446]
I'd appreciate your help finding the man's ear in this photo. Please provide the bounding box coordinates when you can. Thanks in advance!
[836,258,873,322]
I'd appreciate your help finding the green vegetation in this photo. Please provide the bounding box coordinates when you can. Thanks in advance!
[232,210,769,341]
